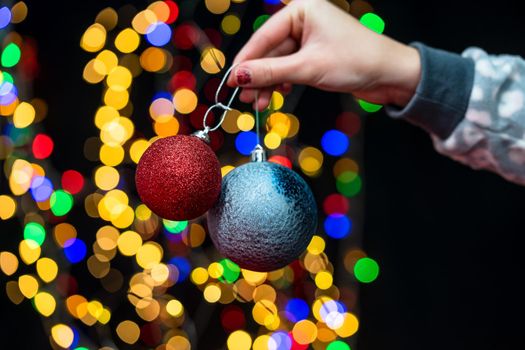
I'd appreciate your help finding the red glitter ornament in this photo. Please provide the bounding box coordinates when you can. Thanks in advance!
[135,135,221,220]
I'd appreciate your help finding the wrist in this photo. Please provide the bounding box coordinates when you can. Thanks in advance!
[380,41,421,107]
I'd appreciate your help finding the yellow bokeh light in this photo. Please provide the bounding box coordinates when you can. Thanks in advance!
[135,204,152,221]
[221,165,235,177]
[115,28,141,53]
[118,230,142,256]
[182,223,206,248]
[132,10,157,34]
[315,271,333,290]
[36,258,58,283]
[307,235,326,255]
[0,251,18,276]
[237,113,255,131]
[221,109,241,133]
[34,292,56,317]
[95,166,120,191]
[81,23,106,52]
[51,324,74,348]
[241,269,267,286]
[252,335,271,350]
[100,144,125,166]
[173,89,198,114]
[201,47,226,74]
[18,274,39,298]
[167,336,191,350]
[107,66,132,91]
[117,320,141,344]
[96,226,120,250]
[203,283,222,303]
[227,330,252,350]
[140,47,169,72]
[252,300,277,326]
[150,263,170,285]
[334,312,359,337]
[293,320,318,345]
[53,223,77,247]
[95,7,118,31]
[19,239,41,265]
[104,88,129,110]
[0,195,16,220]
[191,267,209,285]
[136,242,163,269]
[264,132,281,150]
[13,102,35,128]
[154,117,180,137]
[166,299,184,317]
[10,2,29,24]
[6,281,24,305]
[208,262,224,279]
[299,147,324,174]
[253,284,276,302]
[94,105,119,129]
[83,59,105,84]
[205,0,231,14]
[9,159,33,196]
[94,50,119,75]
[130,139,150,163]
[222,14,241,35]
[270,91,285,110]
[148,1,170,22]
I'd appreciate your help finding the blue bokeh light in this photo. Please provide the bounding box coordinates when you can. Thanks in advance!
[30,176,54,202]
[64,238,87,263]
[169,257,191,282]
[235,131,257,156]
[324,214,352,239]
[269,331,292,350]
[0,7,11,30]
[321,130,350,156]
[146,22,172,46]
[285,298,310,322]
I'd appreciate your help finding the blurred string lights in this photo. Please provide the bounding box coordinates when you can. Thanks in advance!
[0,0,385,349]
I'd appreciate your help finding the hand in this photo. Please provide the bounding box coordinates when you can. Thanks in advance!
[227,0,421,111]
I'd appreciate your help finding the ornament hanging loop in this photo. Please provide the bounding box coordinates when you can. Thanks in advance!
[201,63,241,133]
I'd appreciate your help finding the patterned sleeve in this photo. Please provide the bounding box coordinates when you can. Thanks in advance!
[431,48,525,185]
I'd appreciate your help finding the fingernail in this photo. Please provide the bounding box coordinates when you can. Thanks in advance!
[236,67,252,85]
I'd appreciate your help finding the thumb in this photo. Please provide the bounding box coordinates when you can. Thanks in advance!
[232,53,310,88]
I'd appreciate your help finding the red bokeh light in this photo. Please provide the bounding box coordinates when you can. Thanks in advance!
[269,155,292,169]
[323,193,350,215]
[61,170,85,195]
[32,133,54,159]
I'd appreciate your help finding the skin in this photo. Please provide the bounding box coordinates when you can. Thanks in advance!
[226,0,422,111]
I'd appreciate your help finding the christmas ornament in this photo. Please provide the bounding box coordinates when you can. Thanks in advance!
[208,146,318,272]
[135,134,221,220]
[135,65,240,220]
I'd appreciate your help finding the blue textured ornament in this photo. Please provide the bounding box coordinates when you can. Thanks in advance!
[208,161,318,272]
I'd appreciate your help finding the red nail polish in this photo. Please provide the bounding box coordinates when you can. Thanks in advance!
[236,68,252,85]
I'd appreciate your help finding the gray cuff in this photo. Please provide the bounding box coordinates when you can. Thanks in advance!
[385,42,475,139]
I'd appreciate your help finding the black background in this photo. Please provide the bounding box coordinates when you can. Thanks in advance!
[2,0,525,349]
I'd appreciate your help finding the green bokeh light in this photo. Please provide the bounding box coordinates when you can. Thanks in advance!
[358,99,383,113]
[163,220,188,234]
[2,71,14,84]
[219,258,241,284]
[354,257,380,283]
[336,171,362,197]
[360,13,385,34]
[327,340,351,350]
[253,15,270,31]
[1,43,22,68]
[23,222,46,246]
[50,190,74,216]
